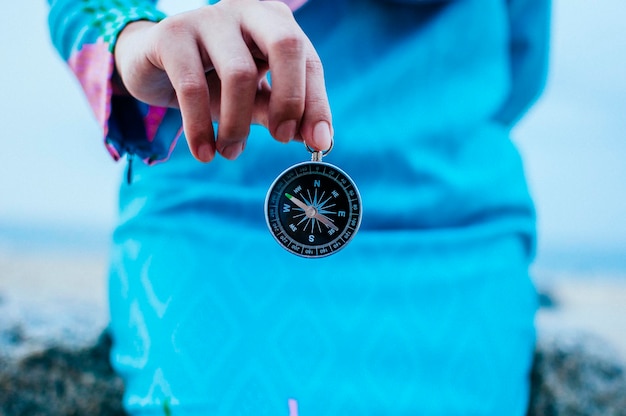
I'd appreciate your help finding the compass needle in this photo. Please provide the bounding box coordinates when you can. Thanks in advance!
[285,193,309,211]
[314,213,339,231]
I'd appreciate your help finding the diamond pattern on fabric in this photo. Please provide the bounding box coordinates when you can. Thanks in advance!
[269,302,335,391]
[312,260,378,332]
[128,368,177,408]
[171,283,241,386]
[139,255,172,318]
[227,239,291,316]
[220,371,284,416]
[114,299,150,370]
[134,231,203,313]
[360,315,420,410]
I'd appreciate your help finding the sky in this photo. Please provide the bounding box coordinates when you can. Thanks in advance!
[513,0,626,254]
[0,0,625,261]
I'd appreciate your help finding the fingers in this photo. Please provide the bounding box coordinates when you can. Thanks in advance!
[152,16,216,162]
[121,0,333,163]
[242,2,333,151]
[241,2,306,143]
[298,49,333,152]
[196,9,259,160]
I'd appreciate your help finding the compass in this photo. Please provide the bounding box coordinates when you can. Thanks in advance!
[264,144,362,258]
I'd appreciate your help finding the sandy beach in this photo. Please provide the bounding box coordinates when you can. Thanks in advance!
[0,245,110,351]
[0,249,108,306]
[534,268,626,363]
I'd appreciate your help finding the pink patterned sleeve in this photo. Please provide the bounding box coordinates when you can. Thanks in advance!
[66,41,114,146]
[48,0,180,164]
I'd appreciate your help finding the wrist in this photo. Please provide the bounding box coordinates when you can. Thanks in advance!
[113,20,157,96]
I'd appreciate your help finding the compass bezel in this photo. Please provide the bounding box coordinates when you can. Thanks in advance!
[264,161,362,258]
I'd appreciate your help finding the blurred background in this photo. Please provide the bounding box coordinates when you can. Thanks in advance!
[0,0,625,352]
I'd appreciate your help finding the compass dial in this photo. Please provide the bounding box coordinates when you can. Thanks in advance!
[265,161,362,258]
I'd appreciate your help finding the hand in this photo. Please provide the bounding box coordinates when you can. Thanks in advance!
[114,0,333,162]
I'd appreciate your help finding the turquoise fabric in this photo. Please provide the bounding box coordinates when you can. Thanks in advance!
[50,0,550,414]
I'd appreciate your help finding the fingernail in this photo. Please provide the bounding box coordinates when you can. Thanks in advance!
[313,121,332,151]
[198,143,214,162]
[276,120,297,143]
[221,142,245,160]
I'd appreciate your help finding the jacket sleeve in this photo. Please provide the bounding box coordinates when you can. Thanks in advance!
[494,0,551,125]
[47,0,182,165]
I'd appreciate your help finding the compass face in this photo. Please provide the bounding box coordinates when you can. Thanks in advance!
[265,161,362,258]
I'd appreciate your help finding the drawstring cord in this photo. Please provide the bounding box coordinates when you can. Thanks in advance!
[126,154,134,185]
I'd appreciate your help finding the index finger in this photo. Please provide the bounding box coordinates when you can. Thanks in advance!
[156,19,216,162]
